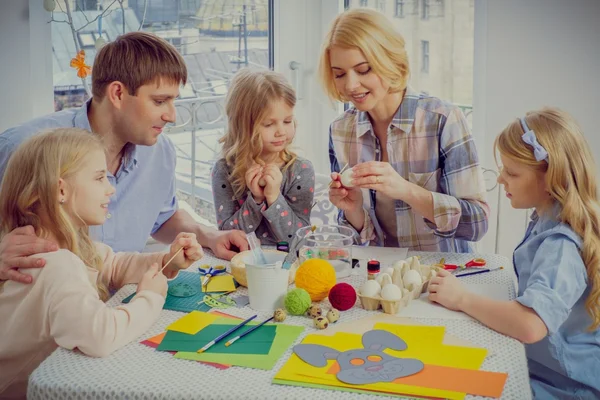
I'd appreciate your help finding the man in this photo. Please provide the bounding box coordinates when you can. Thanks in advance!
[0,31,247,284]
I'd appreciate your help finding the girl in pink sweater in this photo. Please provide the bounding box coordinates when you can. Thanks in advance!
[0,128,203,399]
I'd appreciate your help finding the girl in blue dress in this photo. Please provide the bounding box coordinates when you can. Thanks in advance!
[428,107,600,399]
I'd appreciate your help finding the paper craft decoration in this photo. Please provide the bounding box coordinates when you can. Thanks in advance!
[274,324,508,399]
[294,330,424,385]
[122,271,237,313]
[70,50,91,78]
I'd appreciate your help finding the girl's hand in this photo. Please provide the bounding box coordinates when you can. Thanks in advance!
[163,232,204,274]
[351,162,410,201]
[137,263,168,297]
[328,172,364,213]
[427,269,468,311]
[245,163,265,203]
[262,164,283,205]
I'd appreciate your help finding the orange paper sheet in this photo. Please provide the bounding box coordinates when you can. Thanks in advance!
[327,362,507,398]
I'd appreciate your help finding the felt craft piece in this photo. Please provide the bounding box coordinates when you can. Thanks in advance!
[122,271,237,313]
[293,330,424,385]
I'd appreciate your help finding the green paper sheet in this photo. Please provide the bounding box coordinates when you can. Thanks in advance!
[174,318,304,370]
[122,271,238,313]
[157,324,276,354]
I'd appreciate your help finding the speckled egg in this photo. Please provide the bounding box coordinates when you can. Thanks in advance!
[273,308,287,322]
[307,304,323,318]
[326,308,340,323]
[314,316,329,329]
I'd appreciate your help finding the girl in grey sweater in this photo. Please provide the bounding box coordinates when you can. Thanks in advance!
[211,69,315,245]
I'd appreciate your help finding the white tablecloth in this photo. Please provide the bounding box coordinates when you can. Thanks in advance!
[28,251,531,400]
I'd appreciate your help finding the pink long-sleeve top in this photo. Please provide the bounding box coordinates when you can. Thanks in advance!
[0,242,167,399]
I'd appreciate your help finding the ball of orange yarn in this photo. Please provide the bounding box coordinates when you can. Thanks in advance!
[295,259,337,301]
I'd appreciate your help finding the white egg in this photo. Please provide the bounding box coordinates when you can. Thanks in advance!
[360,280,381,297]
[258,178,267,187]
[340,169,354,187]
[403,269,423,289]
[381,283,403,300]
[383,267,395,277]
[376,272,392,287]
[43,0,56,12]
[95,37,106,50]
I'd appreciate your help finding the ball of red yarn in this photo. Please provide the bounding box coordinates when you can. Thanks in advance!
[328,283,357,311]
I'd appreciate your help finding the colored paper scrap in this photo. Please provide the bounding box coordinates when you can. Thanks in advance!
[166,311,219,335]
[157,324,276,354]
[175,319,304,370]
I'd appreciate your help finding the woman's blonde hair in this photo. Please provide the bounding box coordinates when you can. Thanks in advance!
[220,68,297,199]
[0,128,109,301]
[318,8,410,102]
[494,107,600,330]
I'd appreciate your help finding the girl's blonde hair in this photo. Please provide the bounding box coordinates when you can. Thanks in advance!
[0,128,109,301]
[318,8,410,102]
[494,107,600,330]
[220,68,297,199]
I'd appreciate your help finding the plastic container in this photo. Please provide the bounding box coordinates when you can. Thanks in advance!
[245,255,290,312]
[294,225,356,279]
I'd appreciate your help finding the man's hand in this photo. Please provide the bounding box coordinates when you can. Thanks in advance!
[210,230,249,261]
[0,226,58,283]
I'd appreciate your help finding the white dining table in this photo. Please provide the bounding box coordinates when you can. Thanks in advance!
[28,250,532,400]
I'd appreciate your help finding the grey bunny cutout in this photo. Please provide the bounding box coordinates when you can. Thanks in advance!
[293,329,424,385]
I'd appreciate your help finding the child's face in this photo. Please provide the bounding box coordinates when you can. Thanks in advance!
[497,153,552,211]
[116,78,179,146]
[258,99,295,159]
[329,46,390,112]
[65,149,116,227]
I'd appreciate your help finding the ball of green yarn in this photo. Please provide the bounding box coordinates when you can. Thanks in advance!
[284,288,311,315]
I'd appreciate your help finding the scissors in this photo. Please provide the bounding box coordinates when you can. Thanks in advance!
[198,265,227,288]
[437,258,486,271]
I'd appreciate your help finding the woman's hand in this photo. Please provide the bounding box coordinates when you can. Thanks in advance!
[328,172,364,213]
[163,232,203,276]
[351,162,410,201]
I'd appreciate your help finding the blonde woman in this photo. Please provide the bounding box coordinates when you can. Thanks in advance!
[211,68,315,244]
[429,108,600,398]
[320,8,489,251]
[0,128,203,398]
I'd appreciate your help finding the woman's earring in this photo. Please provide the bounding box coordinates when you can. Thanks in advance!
[59,199,65,204]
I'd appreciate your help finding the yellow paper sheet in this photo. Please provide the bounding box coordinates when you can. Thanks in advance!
[166,311,219,335]
[274,324,489,400]
[206,274,236,292]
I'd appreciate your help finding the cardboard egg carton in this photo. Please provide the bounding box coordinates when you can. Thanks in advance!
[357,256,443,314]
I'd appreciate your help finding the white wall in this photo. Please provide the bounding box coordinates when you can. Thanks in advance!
[0,0,54,133]
[274,0,343,175]
[474,0,600,258]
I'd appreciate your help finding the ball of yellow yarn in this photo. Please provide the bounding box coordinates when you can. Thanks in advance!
[295,259,337,301]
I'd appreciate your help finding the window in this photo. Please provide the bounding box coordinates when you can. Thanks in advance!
[421,40,429,73]
[422,0,430,20]
[377,0,386,12]
[395,0,405,18]
[77,32,95,48]
[344,0,474,126]
[51,0,274,221]
[360,0,368,7]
